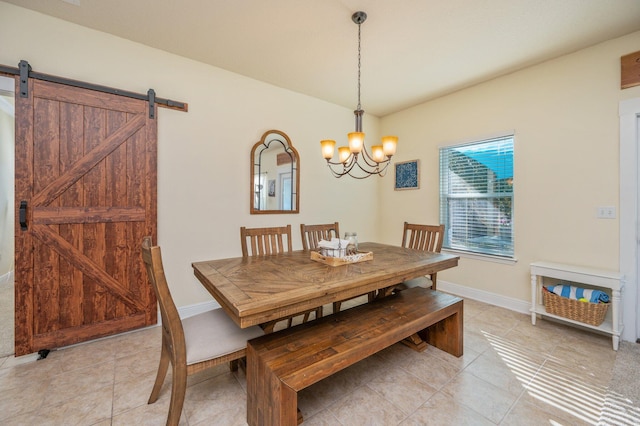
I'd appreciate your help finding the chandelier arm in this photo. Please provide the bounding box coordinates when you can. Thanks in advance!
[342,164,377,179]
[325,152,355,168]
[359,145,392,168]
[359,145,377,166]
[326,156,391,179]
[349,172,377,179]
[353,159,383,176]
[324,159,347,167]
[325,153,358,176]
[359,160,391,178]
[326,165,348,178]
[326,161,357,178]
[376,161,392,177]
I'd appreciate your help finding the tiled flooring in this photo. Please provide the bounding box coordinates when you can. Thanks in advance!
[1,296,638,425]
[0,279,14,357]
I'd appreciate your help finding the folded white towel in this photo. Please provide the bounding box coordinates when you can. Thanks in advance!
[318,238,350,249]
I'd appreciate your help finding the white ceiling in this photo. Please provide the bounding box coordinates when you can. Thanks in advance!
[5,0,640,116]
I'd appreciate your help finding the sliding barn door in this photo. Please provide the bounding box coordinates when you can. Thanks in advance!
[14,78,157,356]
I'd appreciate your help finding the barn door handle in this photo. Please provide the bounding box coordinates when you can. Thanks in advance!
[19,201,28,230]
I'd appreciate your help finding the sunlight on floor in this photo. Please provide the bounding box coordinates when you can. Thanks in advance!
[526,363,606,424]
[482,330,640,426]
[600,392,640,426]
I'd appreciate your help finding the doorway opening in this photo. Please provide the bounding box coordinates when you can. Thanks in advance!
[619,97,640,343]
[0,75,15,357]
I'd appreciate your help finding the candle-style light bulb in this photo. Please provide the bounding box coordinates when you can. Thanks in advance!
[371,145,385,162]
[338,146,351,163]
[348,132,365,153]
[320,140,336,160]
[382,135,398,156]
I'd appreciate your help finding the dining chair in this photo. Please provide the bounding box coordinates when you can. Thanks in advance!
[240,225,322,330]
[301,222,375,314]
[240,224,293,257]
[399,222,445,290]
[300,222,340,251]
[142,236,263,426]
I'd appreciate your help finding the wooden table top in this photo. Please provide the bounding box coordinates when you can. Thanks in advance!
[192,242,459,328]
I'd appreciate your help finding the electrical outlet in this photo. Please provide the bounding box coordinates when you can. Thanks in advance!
[597,206,616,219]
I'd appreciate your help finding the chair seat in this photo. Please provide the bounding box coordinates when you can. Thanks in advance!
[399,276,433,290]
[183,308,263,365]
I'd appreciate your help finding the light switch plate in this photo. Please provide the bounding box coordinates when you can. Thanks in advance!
[597,206,616,219]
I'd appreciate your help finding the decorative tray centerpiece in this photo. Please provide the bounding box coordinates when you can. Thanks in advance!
[310,238,373,267]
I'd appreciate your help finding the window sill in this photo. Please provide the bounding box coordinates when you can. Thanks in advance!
[443,249,518,265]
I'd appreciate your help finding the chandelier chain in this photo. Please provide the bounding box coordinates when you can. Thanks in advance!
[357,21,362,111]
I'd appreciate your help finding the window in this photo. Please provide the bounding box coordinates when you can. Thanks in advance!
[439,135,514,258]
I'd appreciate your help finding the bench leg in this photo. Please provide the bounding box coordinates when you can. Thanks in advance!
[247,344,299,426]
[419,303,463,357]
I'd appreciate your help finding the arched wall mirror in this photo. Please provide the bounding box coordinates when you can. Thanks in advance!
[250,130,300,214]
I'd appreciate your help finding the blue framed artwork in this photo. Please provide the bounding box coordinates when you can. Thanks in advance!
[394,160,420,190]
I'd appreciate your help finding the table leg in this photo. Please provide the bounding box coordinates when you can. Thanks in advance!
[401,333,428,352]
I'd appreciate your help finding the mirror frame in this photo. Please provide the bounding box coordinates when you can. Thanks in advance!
[250,129,300,214]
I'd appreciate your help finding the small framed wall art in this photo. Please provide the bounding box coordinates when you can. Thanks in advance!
[394,160,420,190]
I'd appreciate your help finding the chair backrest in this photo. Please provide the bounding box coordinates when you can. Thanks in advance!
[401,222,445,253]
[300,222,340,250]
[240,225,293,257]
[141,236,185,358]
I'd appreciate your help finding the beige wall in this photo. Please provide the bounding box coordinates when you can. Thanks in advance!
[2,2,640,316]
[0,83,14,278]
[0,2,381,307]
[379,31,640,303]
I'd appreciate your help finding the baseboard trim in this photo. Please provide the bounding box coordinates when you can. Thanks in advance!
[438,279,530,315]
[178,300,219,319]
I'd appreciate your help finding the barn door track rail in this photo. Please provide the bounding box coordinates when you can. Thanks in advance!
[0,60,188,118]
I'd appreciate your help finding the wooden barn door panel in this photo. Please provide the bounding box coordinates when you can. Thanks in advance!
[14,79,157,356]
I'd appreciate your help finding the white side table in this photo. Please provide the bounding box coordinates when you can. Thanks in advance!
[530,261,624,350]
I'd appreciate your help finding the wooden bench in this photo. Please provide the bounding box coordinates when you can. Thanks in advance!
[246,287,463,426]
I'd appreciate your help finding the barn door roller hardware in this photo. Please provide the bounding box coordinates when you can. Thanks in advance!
[148,89,155,119]
[19,60,31,98]
[0,60,188,117]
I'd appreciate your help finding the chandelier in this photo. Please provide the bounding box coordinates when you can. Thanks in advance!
[320,11,398,179]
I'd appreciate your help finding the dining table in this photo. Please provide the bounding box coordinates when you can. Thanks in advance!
[191,242,459,330]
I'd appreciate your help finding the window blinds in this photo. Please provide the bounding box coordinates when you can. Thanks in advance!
[439,135,514,257]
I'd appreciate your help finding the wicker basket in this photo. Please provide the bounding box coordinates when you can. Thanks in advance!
[542,287,609,326]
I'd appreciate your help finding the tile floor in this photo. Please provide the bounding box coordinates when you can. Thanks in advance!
[0,279,14,357]
[0,296,638,425]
